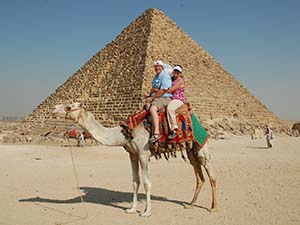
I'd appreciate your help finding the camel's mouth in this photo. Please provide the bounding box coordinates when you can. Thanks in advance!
[51,104,67,118]
[51,103,82,120]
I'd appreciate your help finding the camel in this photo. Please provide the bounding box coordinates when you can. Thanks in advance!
[292,122,300,136]
[63,129,94,146]
[52,102,217,217]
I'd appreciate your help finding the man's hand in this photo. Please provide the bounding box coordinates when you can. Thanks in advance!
[145,97,153,103]
[144,93,150,98]
[151,88,160,93]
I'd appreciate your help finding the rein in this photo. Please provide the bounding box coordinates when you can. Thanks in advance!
[61,115,89,224]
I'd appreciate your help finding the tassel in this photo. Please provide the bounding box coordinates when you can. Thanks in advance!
[181,150,187,162]
[180,142,187,162]
[163,152,169,160]
[167,144,173,158]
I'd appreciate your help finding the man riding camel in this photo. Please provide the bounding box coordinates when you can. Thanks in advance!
[144,60,172,142]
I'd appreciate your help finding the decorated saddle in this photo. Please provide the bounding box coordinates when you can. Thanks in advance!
[120,103,209,160]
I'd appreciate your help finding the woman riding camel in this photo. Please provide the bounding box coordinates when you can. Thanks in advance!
[166,65,185,139]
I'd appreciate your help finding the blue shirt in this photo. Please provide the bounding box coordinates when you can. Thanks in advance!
[151,71,172,98]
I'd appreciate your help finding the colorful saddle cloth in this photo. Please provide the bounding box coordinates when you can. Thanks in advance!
[157,104,194,144]
[121,104,208,148]
[156,104,208,147]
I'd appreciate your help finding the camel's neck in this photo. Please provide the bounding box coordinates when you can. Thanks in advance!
[78,111,126,146]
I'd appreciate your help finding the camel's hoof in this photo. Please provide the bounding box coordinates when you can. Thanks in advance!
[140,211,151,217]
[209,207,218,213]
[125,208,137,214]
[183,204,194,209]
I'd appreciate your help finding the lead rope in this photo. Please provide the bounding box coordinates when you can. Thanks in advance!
[55,144,89,225]
[54,119,89,225]
[33,119,89,225]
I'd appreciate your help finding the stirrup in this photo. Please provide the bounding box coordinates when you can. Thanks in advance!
[149,134,162,143]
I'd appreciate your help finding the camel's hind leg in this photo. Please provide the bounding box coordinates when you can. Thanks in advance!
[184,149,205,209]
[197,144,217,211]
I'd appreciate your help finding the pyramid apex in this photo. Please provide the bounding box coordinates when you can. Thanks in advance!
[143,8,166,16]
[144,8,161,13]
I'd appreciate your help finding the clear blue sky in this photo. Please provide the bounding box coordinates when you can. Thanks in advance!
[0,0,299,120]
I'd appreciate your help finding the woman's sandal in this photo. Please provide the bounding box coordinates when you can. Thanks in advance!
[168,130,177,139]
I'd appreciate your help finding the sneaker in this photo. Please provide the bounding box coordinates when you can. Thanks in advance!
[149,134,162,143]
[168,131,177,139]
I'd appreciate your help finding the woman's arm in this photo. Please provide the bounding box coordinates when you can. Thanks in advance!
[166,79,184,93]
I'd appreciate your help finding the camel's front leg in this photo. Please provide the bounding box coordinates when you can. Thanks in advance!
[125,153,140,214]
[139,155,151,217]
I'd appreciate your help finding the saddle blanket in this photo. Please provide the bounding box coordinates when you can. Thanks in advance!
[121,104,208,147]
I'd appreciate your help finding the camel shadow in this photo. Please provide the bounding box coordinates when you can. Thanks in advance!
[19,186,210,212]
[246,146,269,150]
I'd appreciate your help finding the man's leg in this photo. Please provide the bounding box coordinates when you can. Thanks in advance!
[148,98,171,142]
[149,105,159,134]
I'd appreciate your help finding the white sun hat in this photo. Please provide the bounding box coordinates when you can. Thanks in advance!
[173,65,183,72]
[153,60,164,67]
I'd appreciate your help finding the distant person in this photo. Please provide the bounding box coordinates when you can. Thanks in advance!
[166,65,185,139]
[265,126,274,148]
[78,132,85,147]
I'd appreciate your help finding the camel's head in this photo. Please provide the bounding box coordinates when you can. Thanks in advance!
[52,102,84,122]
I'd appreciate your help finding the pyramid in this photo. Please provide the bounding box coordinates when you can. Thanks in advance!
[23,8,281,131]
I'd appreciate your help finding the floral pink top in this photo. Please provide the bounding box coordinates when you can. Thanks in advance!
[172,77,185,103]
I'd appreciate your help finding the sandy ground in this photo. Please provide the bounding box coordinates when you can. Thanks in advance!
[0,136,299,225]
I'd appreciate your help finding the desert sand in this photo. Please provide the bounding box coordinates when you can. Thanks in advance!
[0,136,299,225]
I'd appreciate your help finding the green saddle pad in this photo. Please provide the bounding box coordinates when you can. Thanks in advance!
[191,113,208,147]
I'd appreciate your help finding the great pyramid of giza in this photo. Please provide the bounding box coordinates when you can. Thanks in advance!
[23,8,282,134]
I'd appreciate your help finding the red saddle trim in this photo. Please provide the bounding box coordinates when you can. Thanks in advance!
[120,103,195,145]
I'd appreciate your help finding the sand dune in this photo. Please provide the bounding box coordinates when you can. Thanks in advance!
[0,136,299,225]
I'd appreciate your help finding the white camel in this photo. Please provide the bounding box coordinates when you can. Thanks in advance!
[52,102,217,217]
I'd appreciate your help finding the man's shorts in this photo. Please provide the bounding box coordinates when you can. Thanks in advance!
[146,97,171,111]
